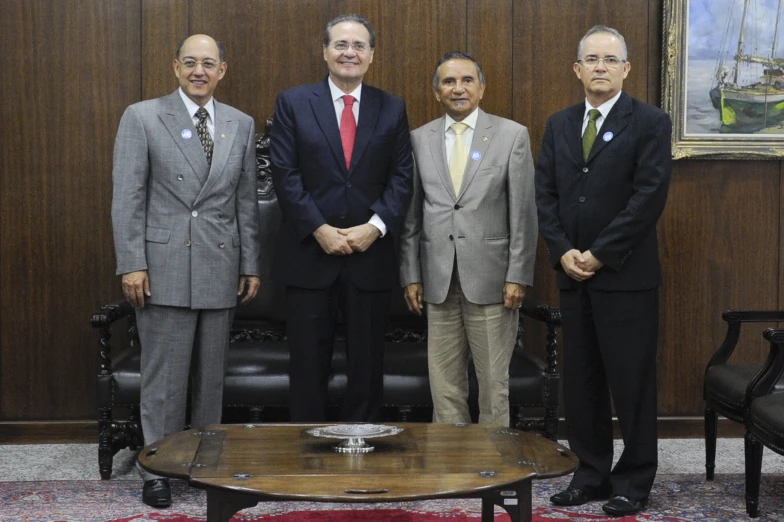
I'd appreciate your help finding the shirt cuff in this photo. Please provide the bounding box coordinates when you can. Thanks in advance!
[369,214,387,238]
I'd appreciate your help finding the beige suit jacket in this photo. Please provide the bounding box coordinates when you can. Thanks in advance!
[399,109,537,305]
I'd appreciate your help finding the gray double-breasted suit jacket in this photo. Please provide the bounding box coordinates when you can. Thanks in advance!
[111,90,260,308]
[400,109,537,305]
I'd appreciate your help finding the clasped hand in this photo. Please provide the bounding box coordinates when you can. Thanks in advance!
[314,223,380,255]
[560,249,604,281]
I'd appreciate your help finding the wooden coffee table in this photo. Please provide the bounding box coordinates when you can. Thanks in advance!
[138,423,578,522]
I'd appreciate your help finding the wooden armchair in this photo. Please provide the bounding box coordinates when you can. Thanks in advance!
[744,328,784,518]
[703,310,784,480]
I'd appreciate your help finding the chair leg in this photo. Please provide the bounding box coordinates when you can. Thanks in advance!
[98,409,114,480]
[745,431,764,518]
[705,407,718,480]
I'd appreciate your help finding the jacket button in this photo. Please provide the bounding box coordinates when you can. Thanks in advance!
[579,196,586,203]
[340,213,347,219]
[582,167,589,173]
[449,234,454,240]
[192,210,198,217]
[346,182,352,188]
[177,174,184,181]
[454,204,461,210]
[185,240,191,247]
[219,242,225,248]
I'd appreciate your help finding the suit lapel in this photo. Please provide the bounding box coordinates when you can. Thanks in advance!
[456,109,494,201]
[427,116,456,201]
[349,86,380,177]
[566,104,584,165]
[196,100,240,204]
[587,91,631,162]
[159,91,210,185]
[310,79,347,176]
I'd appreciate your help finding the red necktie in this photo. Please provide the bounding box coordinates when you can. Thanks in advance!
[340,95,356,169]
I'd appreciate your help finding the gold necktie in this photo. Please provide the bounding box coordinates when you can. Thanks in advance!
[449,122,469,194]
[196,107,214,165]
[582,109,601,161]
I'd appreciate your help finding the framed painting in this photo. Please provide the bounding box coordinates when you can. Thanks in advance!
[663,0,784,158]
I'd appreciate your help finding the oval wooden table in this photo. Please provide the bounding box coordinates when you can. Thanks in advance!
[138,423,578,522]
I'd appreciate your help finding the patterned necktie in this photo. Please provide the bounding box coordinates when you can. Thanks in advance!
[195,107,214,165]
[582,108,601,161]
[449,122,469,194]
[340,95,356,169]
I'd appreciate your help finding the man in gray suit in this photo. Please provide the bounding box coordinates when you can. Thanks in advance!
[111,34,260,508]
[400,51,537,426]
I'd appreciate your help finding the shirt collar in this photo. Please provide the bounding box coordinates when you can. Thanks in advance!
[179,88,215,122]
[443,107,480,134]
[328,77,362,104]
[583,90,622,121]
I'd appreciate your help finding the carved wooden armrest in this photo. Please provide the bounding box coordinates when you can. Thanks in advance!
[745,328,784,405]
[91,300,136,376]
[706,310,784,369]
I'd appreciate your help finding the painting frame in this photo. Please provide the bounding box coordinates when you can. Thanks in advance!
[663,0,784,159]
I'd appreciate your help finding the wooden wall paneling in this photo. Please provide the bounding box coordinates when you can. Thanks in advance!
[647,0,663,105]
[780,161,784,312]
[0,0,141,421]
[657,161,780,415]
[141,0,189,100]
[330,0,466,129]
[467,0,513,119]
[189,0,328,126]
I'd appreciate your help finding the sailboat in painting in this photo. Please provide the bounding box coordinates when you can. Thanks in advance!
[709,0,784,132]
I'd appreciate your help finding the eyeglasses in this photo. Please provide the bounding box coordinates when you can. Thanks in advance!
[177,59,220,71]
[578,56,626,69]
[330,41,370,53]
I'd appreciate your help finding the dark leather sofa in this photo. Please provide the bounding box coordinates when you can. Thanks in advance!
[91,118,562,480]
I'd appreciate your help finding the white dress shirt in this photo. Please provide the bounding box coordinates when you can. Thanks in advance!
[327,77,387,237]
[443,107,480,164]
[581,89,622,136]
[179,88,215,139]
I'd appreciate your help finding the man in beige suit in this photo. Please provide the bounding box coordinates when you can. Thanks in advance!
[399,51,537,426]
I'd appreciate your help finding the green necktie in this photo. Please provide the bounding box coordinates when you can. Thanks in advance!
[582,109,601,161]
[196,107,214,165]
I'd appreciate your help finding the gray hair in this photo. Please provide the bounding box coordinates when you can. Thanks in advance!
[324,14,376,49]
[577,25,628,61]
[432,51,486,90]
[176,35,225,63]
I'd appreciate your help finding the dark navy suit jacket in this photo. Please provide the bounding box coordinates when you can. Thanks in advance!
[270,78,413,291]
[535,91,672,291]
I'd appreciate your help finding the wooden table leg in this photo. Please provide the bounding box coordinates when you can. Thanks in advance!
[481,480,532,522]
[206,488,259,522]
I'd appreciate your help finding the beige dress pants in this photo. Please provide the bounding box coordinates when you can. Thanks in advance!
[426,270,518,426]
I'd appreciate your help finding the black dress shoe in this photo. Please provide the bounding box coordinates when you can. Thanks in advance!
[602,495,646,517]
[550,486,610,506]
[142,478,171,508]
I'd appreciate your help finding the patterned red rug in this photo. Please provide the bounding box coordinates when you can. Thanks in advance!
[2,474,783,521]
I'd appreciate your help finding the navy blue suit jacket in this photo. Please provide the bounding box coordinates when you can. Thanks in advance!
[270,78,414,290]
[535,91,672,291]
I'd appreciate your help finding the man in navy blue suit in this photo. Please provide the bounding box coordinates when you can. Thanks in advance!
[270,14,413,422]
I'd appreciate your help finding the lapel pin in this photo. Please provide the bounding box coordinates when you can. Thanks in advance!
[482,136,488,141]
[221,133,226,139]
[181,129,193,139]
[602,131,613,142]
[471,150,481,161]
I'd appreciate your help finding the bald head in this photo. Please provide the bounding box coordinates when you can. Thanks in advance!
[177,34,225,63]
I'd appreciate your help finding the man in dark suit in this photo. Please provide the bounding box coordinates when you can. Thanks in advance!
[112,34,260,507]
[270,14,413,422]
[535,26,671,517]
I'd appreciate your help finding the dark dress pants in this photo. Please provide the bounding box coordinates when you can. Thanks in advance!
[559,286,659,502]
[285,265,390,422]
